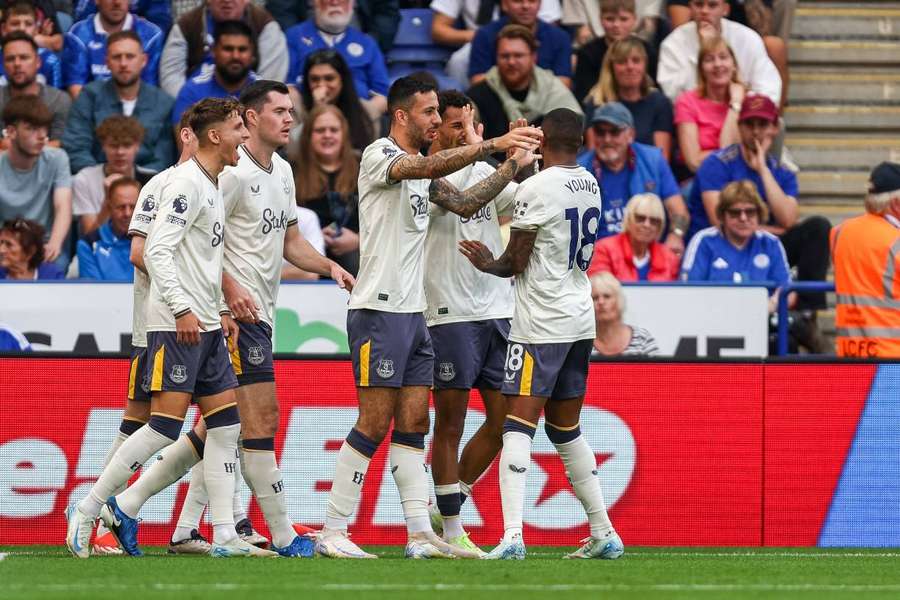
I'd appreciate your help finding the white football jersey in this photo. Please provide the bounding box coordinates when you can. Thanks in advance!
[349,137,430,313]
[425,161,516,326]
[220,145,298,327]
[144,158,228,332]
[127,166,174,347]
[509,165,602,344]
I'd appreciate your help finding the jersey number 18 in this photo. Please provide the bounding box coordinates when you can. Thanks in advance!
[565,207,600,271]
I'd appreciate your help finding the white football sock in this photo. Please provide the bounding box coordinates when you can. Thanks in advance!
[204,423,240,543]
[241,448,295,547]
[96,431,129,537]
[554,436,613,539]
[232,452,248,524]
[324,441,371,531]
[78,424,172,518]
[173,462,207,542]
[115,435,198,518]
[390,441,430,534]
[499,431,533,539]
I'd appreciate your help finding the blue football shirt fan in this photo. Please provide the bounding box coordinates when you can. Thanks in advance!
[171,69,257,125]
[62,13,163,90]
[0,323,31,351]
[73,0,172,33]
[681,226,790,284]
[0,46,61,88]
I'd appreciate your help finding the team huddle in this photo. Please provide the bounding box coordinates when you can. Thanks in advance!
[64,75,624,561]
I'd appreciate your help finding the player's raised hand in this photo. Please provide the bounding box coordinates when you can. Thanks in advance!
[175,311,205,346]
[461,104,483,145]
[223,275,259,323]
[458,239,495,272]
[509,145,541,172]
[491,125,542,154]
[330,262,356,291]
[220,313,240,347]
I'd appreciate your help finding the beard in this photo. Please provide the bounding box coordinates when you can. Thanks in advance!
[8,73,35,91]
[216,63,251,85]
[317,11,353,34]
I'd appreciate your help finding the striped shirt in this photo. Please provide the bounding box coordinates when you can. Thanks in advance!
[593,325,660,357]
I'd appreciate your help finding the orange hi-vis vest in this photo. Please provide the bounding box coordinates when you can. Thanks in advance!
[831,212,900,357]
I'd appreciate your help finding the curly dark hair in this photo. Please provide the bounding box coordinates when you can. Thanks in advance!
[301,50,373,151]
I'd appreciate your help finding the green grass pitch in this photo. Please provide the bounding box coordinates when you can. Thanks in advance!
[4,546,900,599]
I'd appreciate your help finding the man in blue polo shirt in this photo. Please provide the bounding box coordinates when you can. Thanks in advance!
[171,20,257,126]
[286,0,389,119]
[689,93,830,309]
[63,0,163,98]
[468,0,572,86]
[576,102,690,256]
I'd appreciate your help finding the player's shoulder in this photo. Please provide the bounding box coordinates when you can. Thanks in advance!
[363,136,402,160]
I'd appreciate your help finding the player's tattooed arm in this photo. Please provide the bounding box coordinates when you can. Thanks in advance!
[459,229,537,278]
[388,123,542,181]
[428,158,520,218]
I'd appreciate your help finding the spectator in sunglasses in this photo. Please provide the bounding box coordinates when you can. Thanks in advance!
[682,179,793,312]
[0,217,64,279]
[589,193,679,281]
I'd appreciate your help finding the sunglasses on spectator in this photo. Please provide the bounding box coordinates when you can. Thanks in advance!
[593,126,625,138]
[725,207,759,219]
[634,213,663,227]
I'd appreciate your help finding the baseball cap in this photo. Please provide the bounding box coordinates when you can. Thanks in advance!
[869,162,900,194]
[738,94,779,123]
[590,102,634,129]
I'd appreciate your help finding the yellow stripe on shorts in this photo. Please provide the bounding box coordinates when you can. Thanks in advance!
[150,344,165,391]
[359,340,371,387]
[228,336,242,375]
[127,355,140,400]
[519,350,534,396]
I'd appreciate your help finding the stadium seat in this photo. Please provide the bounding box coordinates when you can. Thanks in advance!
[387,9,459,88]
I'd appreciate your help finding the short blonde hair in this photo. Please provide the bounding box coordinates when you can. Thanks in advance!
[590,271,626,318]
[622,193,665,234]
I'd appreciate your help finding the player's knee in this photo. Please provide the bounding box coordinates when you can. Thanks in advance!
[434,411,466,441]
[119,417,145,437]
[148,414,183,441]
[354,417,390,443]
[346,427,380,458]
[503,416,537,439]
[204,404,240,429]
[544,421,581,445]
[396,410,430,435]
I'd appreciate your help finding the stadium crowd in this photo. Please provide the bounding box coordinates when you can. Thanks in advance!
[0,0,830,351]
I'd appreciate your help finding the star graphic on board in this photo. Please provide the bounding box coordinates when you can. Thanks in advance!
[531,452,613,506]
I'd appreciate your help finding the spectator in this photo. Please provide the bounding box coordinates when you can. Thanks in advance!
[658,0,780,106]
[573,0,659,102]
[688,94,830,309]
[0,0,63,51]
[0,96,71,265]
[76,177,138,280]
[591,271,660,356]
[0,217,64,279]
[0,3,62,88]
[467,25,581,143]
[266,0,400,54]
[63,0,164,98]
[589,193,679,280]
[431,0,560,86]
[583,36,672,160]
[160,0,288,98]
[293,104,360,276]
[468,0,572,87]
[291,49,374,153]
[668,0,789,105]
[72,115,148,236]
[577,102,689,256]
[73,0,173,33]
[171,20,257,125]
[286,0,389,123]
[674,35,743,174]
[0,32,70,146]
[565,0,663,46]
[62,30,176,175]
[682,179,792,313]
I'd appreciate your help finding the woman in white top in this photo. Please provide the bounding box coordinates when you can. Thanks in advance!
[590,271,660,356]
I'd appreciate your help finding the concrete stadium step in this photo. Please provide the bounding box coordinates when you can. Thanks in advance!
[789,68,900,103]
[789,40,900,64]
[797,170,868,198]
[786,134,900,170]
[793,3,900,39]
[784,104,900,131]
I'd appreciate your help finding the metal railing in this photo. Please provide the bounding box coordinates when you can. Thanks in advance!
[775,281,836,356]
